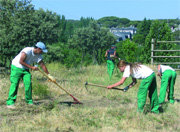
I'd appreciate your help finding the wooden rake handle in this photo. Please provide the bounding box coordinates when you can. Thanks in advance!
[85,82,124,91]
[38,69,82,104]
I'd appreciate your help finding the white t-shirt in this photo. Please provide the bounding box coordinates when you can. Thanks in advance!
[12,47,42,69]
[160,65,175,73]
[123,65,154,79]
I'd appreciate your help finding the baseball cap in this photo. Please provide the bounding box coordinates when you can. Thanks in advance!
[35,42,48,53]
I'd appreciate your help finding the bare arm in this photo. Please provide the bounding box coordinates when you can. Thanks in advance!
[157,65,161,78]
[39,60,49,74]
[105,51,108,57]
[19,52,38,70]
[114,50,117,58]
[39,61,56,82]
[114,50,116,56]
[107,77,127,89]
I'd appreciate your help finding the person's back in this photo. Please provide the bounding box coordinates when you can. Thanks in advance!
[157,64,176,104]
[160,65,175,73]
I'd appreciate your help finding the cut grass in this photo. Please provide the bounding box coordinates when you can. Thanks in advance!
[0,63,180,132]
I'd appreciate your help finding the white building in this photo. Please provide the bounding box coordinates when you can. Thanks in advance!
[110,26,137,41]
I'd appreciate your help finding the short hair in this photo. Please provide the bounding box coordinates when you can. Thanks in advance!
[34,46,38,49]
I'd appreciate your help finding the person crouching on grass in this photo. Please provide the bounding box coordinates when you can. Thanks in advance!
[157,64,176,104]
[107,60,159,114]
[6,42,56,109]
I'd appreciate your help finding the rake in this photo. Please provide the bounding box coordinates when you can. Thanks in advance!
[38,69,82,104]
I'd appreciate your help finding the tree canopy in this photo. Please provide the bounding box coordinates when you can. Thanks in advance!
[97,16,130,28]
[0,0,179,68]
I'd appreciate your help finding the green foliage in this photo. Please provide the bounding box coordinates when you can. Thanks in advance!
[44,42,65,62]
[64,17,94,40]
[58,15,67,42]
[0,0,179,69]
[133,18,152,45]
[0,0,35,66]
[33,9,60,44]
[0,0,61,67]
[143,20,174,63]
[79,17,94,27]
[173,30,180,40]
[128,20,141,27]
[68,21,116,66]
[132,34,145,45]
[97,16,130,28]
[62,48,82,68]
[116,39,138,62]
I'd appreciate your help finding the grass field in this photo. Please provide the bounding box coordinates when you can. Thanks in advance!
[0,63,179,132]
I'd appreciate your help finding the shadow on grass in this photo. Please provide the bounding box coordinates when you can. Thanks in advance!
[157,102,169,113]
[59,101,83,106]
[175,98,180,102]
[143,102,169,114]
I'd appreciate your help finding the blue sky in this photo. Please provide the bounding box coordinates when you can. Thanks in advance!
[31,0,180,20]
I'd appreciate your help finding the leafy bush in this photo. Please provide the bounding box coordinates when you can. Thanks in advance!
[116,39,138,62]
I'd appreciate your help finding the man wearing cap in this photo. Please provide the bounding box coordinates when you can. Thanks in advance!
[6,42,55,109]
[105,45,116,80]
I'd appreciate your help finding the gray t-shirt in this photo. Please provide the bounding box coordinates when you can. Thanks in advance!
[12,47,42,69]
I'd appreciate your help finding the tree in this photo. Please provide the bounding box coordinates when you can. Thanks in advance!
[0,0,35,67]
[58,15,67,42]
[118,18,131,27]
[32,8,60,44]
[133,18,151,46]
[116,39,137,62]
[173,30,180,40]
[143,20,174,63]
[97,16,130,28]
[0,0,62,67]
[67,21,116,67]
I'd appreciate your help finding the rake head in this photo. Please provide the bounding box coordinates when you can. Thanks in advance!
[70,94,83,104]
[85,81,88,91]
[85,81,88,86]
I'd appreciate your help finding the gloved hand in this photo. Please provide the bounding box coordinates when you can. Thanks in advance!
[48,74,56,82]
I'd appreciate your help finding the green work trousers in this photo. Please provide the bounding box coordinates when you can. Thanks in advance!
[137,73,159,113]
[7,65,33,105]
[107,60,115,80]
[159,70,176,104]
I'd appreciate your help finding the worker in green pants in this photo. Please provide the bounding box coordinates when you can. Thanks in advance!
[107,60,115,79]
[107,60,159,114]
[105,45,116,80]
[7,42,56,109]
[157,65,176,104]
